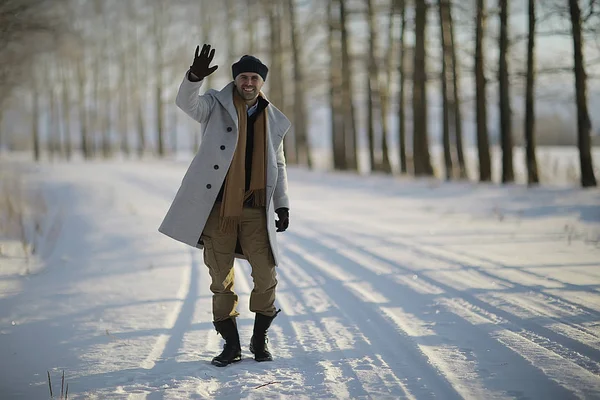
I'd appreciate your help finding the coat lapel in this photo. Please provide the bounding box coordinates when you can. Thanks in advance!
[213,82,239,125]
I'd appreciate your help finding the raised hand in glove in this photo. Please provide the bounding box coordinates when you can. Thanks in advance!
[189,44,218,81]
[275,208,289,232]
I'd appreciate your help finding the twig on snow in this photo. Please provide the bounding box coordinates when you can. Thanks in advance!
[254,381,281,389]
[47,371,53,398]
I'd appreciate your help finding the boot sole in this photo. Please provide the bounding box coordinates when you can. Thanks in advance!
[249,346,273,362]
[211,356,242,367]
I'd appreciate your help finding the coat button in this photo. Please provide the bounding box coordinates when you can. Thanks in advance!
[220,145,225,150]
[227,127,232,132]
[213,165,219,170]
[206,184,212,189]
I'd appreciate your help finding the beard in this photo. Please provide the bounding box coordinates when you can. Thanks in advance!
[236,85,258,101]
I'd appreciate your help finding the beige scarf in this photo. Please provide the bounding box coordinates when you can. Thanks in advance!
[219,87,267,233]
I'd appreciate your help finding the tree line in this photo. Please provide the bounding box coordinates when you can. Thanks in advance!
[0,0,598,187]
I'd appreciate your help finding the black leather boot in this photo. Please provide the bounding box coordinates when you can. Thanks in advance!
[212,318,242,367]
[249,310,281,362]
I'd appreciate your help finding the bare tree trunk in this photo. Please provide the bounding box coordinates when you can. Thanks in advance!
[0,108,4,152]
[267,1,284,120]
[397,0,407,174]
[499,0,514,183]
[76,51,89,159]
[267,1,294,167]
[448,0,467,179]
[136,98,146,157]
[119,65,130,157]
[156,83,164,157]
[288,0,312,168]
[32,77,41,162]
[413,0,433,176]
[117,10,130,159]
[153,1,166,157]
[61,61,72,161]
[156,46,164,157]
[201,0,214,89]
[281,0,297,165]
[262,0,290,163]
[378,2,394,174]
[226,0,237,66]
[439,0,453,180]
[329,0,345,170]
[246,0,256,54]
[98,3,111,159]
[569,0,597,187]
[125,0,145,158]
[48,84,57,161]
[475,0,491,181]
[340,0,358,171]
[103,67,112,159]
[524,0,539,185]
[366,0,378,172]
[92,46,101,158]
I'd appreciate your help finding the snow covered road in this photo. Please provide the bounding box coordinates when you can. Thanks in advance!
[1,160,599,399]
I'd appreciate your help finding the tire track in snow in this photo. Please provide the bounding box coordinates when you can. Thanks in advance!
[276,292,360,398]
[293,221,600,397]
[241,257,365,398]
[412,251,600,355]
[387,240,600,368]
[286,228,579,400]
[139,248,199,369]
[357,223,600,319]
[411,240,600,318]
[441,297,600,399]
[295,194,600,322]
[281,240,463,400]
[85,166,203,398]
[275,255,413,399]
[300,209,600,364]
[122,248,199,400]
[392,244,600,353]
[92,167,200,373]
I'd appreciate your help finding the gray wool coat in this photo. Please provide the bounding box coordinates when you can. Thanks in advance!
[158,72,291,266]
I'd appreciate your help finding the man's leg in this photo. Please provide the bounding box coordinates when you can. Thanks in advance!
[238,206,277,316]
[239,206,279,362]
[201,204,241,366]
[201,204,240,322]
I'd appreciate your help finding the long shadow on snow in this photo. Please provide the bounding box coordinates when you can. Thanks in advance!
[285,229,581,399]
[355,228,600,322]
[280,236,465,399]
[61,248,200,396]
[297,227,600,374]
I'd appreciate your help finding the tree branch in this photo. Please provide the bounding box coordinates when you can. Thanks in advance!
[583,0,599,22]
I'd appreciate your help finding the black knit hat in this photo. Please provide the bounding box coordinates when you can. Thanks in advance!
[231,55,269,81]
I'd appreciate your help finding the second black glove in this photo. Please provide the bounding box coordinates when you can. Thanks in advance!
[275,208,289,232]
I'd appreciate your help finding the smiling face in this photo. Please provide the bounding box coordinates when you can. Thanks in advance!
[234,72,264,105]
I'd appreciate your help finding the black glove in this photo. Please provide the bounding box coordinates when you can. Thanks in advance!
[189,44,218,81]
[275,208,289,232]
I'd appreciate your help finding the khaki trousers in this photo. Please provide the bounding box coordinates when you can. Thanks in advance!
[200,203,277,322]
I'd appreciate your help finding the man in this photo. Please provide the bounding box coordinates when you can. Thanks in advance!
[158,44,291,367]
